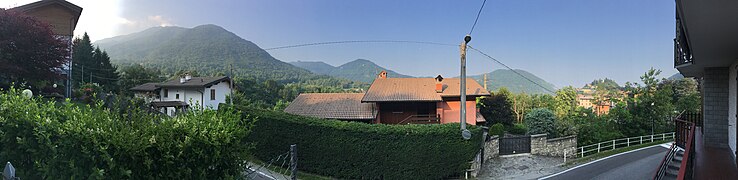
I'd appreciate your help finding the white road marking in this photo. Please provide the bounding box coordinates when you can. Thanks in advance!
[538,143,672,180]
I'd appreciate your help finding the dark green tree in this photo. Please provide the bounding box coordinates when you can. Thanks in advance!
[479,90,515,126]
[525,108,557,137]
[118,64,165,96]
[72,33,119,92]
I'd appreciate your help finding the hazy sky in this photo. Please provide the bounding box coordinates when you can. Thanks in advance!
[2,0,678,88]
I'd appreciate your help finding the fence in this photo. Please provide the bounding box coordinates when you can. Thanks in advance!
[576,132,675,158]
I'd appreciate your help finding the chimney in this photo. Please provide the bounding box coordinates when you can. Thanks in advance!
[185,73,192,81]
[180,77,186,84]
[435,75,444,93]
[377,70,388,79]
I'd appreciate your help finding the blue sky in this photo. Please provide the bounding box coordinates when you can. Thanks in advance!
[4,0,678,88]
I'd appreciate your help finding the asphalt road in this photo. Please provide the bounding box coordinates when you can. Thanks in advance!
[541,145,669,180]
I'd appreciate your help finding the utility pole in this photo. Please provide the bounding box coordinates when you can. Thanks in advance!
[484,73,488,90]
[229,64,234,105]
[460,35,471,139]
[290,144,297,180]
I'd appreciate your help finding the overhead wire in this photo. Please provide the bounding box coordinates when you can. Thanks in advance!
[264,40,558,93]
[468,45,558,94]
[263,40,457,51]
[468,0,488,35]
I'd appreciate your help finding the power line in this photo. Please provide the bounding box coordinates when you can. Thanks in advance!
[264,40,457,51]
[469,0,488,35]
[263,40,557,93]
[468,45,558,94]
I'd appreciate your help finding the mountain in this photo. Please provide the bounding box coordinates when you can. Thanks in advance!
[668,73,684,80]
[95,24,347,85]
[288,61,335,75]
[468,69,557,94]
[289,59,412,83]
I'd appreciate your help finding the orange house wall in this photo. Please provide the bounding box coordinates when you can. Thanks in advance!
[437,100,477,125]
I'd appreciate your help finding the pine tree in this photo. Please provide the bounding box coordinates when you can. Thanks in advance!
[72,33,119,92]
[72,33,94,85]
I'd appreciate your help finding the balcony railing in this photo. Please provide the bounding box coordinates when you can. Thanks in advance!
[653,117,696,180]
[398,114,441,124]
[674,18,694,67]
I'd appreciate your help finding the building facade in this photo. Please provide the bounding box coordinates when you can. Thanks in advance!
[131,75,232,116]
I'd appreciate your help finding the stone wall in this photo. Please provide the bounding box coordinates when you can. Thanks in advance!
[530,134,577,158]
[470,133,498,178]
[483,135,499,162]
[703,67,730,148]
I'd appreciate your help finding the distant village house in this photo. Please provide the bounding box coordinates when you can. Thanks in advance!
[130,74,232,116]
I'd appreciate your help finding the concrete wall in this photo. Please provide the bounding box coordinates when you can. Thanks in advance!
[530,134,577,158]
[703,67,730,148]
[729,62,738,153]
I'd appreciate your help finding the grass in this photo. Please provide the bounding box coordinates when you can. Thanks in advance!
[244,155,332,180]
[564,140,671,167]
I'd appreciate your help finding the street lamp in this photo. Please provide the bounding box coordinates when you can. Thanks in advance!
[651,102,655,135]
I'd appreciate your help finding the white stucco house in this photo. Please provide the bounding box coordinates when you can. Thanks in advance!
[130,75,232,116]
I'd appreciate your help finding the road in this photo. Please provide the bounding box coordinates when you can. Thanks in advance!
[540,144,669,180]
[244,162,291,180]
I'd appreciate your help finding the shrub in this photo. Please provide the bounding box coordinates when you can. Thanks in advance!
[0,87,253,179]
[489,123,504,137]
[508,123,528,135]
[524,108,557,137]
[239,106,482,179]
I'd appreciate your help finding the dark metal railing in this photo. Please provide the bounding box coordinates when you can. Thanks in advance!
[675,119,695,180]
[674,17,693,67]
[677,112,702,128]
[399,114,441,124]
[653,116,697,180]
[654,143,679,179]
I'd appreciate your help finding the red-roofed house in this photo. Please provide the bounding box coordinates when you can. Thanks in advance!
[285,71,490,125]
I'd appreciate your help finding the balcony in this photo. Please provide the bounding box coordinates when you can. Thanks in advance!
[654,112,738,180]
[674,18,693,68]
[399,114,441,124]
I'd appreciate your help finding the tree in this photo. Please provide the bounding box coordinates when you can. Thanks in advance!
[554,86,578,118]
[525,108,557,137]
[0,10,69,88]
[479,89,515,126]
[118,64,165,96]
[72,33,118,92]
[72,33,93,85]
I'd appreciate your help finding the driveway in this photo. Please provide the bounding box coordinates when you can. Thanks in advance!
[540,144,669,180]
[477,154,566,180]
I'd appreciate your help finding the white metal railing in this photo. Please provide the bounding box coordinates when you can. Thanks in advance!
[576,132,675,158]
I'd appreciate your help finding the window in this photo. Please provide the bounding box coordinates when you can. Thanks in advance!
[176,94,180,99]
[163,89,168,97]
[210,89,216,100]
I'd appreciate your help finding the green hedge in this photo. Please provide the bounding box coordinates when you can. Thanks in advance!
[0,87,253,179]
[239,107,482,179]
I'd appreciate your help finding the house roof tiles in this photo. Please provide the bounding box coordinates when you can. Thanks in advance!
[156,76,230,88]
[361,78,490,102]
[284,93,376,120]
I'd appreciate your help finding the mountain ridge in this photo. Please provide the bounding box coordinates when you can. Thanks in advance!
[95,24,352,86]
[289,59,412,83]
